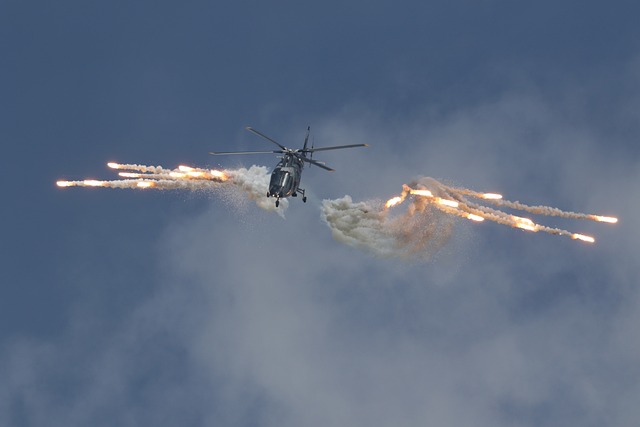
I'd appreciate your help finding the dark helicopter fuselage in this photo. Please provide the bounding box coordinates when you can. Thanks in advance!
[268,155,304,198]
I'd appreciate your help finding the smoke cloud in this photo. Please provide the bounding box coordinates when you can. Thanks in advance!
[321,195,454,259]
[321,174,617,257]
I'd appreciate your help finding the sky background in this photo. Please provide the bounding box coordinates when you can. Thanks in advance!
[2,1,640,426]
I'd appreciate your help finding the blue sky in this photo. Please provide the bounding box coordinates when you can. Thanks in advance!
[2,1,640,426]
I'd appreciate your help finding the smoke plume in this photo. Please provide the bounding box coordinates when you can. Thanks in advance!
[320,175,617,257]
[57,162,288,216]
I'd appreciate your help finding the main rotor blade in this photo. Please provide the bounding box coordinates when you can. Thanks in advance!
[304,143,368,153]
[302,157,335,171]
[245,126,287,150]
[209,150,283,155]
[303,126,310,151]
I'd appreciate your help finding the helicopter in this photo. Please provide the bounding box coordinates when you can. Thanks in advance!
[210,126,368,207]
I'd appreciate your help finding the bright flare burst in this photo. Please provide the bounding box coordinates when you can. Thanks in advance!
[591,215,618,224]
[482,193,503,200]
[57,162,289,215]
[466,214,485,222]
[385,196,403,209]
[384,178,617,244]
[58,162,229,190]
[572,233,596,243]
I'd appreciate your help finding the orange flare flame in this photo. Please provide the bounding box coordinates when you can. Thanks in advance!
[118,172,140,178]
[410,189,433,197]
[591,215,618,224]
[514,218,537,231]
[210,170,227,180]
[512,216,534,225]
[57,181,72,187]
[516,223,537,231]
[436,198,459,208]
[482,193,502,200]
[572,233,595,243]
[385,196,403,208]
[137,181,154,188]
[107,162,121,169]
[83,180,104,187]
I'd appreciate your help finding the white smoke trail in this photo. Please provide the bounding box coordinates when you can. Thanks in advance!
[57,179,224,190]
[322,175,616,257]
[479,198,617,223]
[450,185,617,224]
[57,163,288,216]
[107,163,172,174]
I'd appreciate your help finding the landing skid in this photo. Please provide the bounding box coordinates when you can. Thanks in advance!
[297,188,307,203]
[267,189,307,207]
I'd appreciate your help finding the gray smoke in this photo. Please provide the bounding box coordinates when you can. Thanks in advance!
[321,193,455,259]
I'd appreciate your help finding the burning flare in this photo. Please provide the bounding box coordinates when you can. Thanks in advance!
[591,215,618,224]
[385,196,403,209]
[482,193,503,200]
[466,214,485,222]
[381,177,616,245]
[572,233,596,243]
[57,162,286,215]
[58,162,229,189]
